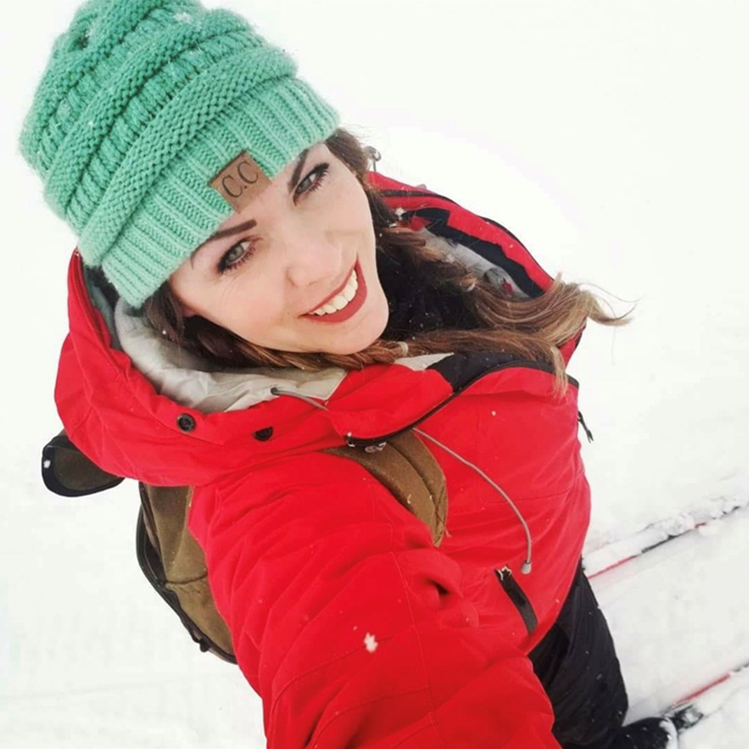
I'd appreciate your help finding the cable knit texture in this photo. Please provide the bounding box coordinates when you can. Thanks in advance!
[19,0,338,305]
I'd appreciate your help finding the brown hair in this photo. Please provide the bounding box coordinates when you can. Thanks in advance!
[143,128,630,396]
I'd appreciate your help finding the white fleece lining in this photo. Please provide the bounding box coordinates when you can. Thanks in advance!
[114,301,348,412]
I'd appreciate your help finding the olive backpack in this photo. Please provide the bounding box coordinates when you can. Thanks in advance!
[41,429,448,663]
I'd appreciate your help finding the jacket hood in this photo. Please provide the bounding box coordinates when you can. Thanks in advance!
[56,172,576,488]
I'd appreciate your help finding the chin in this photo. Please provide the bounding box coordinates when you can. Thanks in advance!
[326,330,382,356]
[324,310,390,356]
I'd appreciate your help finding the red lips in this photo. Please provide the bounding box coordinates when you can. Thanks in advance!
[303,259,367,324]
[304,261,358,316]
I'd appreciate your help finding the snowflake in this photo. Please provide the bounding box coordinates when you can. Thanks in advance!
[363,632,378,653]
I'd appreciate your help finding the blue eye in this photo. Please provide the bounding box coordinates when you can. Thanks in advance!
[218,240,255,274]
[295,163,329,198]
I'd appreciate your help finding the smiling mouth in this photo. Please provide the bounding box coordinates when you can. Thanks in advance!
[304,261,357,315]
[303,259,367,323]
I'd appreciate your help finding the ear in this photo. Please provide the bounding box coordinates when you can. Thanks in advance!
[171,289,197,318]
[179,301,197,319]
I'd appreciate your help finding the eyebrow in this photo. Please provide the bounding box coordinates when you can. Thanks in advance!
[190,148,311,267]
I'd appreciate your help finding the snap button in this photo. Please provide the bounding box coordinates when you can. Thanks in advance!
[177,414,196,432]
[253,427,273,441]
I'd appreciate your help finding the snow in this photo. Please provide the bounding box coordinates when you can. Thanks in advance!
[591,505,749,722]
[584,497,749,576]
[680,666,749,749]
[3,1,748,748]
[363,633,379,653]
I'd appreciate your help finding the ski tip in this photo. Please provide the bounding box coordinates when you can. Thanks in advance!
[668,703,705,733]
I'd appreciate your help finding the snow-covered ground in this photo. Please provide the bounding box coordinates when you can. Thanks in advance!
[2,1,747,747]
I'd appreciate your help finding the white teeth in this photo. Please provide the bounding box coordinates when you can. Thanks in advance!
[328,295,349,311]
[312,269,359,316]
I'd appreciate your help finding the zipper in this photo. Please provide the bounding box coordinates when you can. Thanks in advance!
[344,359,580,449]
[494,566,538,635]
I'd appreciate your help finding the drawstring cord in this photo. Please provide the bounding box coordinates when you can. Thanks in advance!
[269,387,533,574]
[270,388,329,411]
[412,427,532,574]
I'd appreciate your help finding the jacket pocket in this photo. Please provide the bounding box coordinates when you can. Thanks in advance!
[495,566,538,635]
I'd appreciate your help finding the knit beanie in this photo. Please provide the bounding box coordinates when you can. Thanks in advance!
[18,0,339,307]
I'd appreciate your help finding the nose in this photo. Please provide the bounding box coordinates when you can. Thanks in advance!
[283,228,345,291]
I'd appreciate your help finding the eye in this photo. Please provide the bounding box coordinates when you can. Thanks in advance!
[218,239,255,274]
[294,163,329,200]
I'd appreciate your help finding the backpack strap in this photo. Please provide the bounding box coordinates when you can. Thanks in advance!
[136,483,236,662]
[322,431,448,546]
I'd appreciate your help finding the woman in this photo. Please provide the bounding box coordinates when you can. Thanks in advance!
[19,0,677,747]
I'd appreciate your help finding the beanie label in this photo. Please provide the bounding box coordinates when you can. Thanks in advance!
[209,151,271,213]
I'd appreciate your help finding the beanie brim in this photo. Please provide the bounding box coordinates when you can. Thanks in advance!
[100,75,338,307]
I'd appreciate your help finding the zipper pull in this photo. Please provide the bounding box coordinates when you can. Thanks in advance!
[578,411,594,443]
[494,566,538,634]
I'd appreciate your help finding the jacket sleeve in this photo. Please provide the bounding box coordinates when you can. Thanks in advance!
[197,453,561,749]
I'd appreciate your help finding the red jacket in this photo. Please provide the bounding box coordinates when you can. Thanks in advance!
[56,173,589,748]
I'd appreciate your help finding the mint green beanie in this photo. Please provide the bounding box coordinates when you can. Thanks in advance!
[19,0,339,307]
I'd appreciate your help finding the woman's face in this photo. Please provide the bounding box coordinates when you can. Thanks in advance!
[170,141,390,355]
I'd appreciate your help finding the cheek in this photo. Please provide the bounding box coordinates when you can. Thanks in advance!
[332,179,375,238]
[220,276,289,332]
[217,279,261,322]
